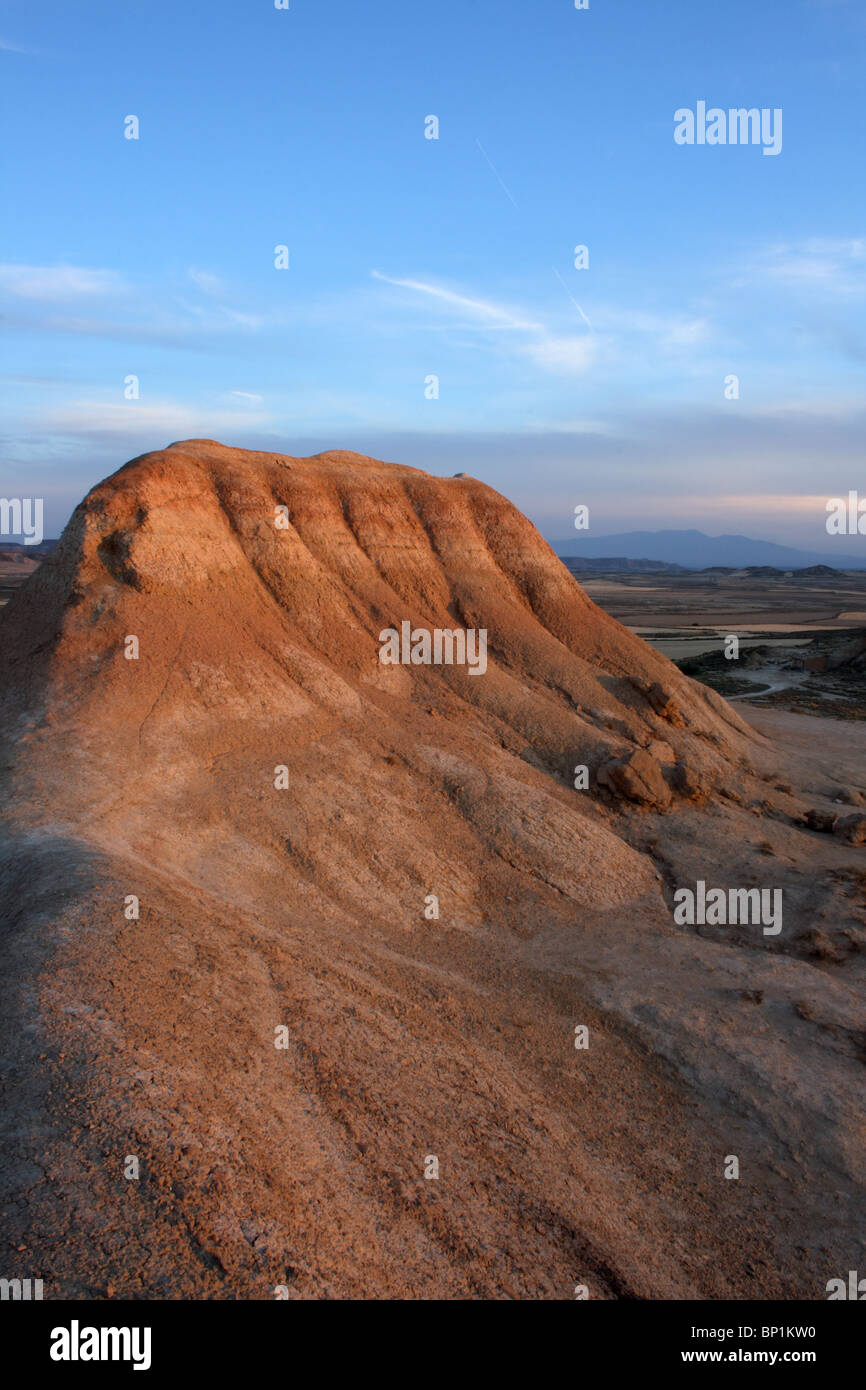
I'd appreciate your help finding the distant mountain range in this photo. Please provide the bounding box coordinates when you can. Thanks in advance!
[0,539,57,555]
[4,531,866,573]
[555,529,866,570]
[559,556,690,574]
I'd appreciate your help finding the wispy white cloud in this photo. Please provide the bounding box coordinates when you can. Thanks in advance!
[372,269,598,377]
[596,305,710,347]
[526,336,595,374]
[223,308,263,330]
[745,239,866,293]
[187,267,225,296]
[709,493,832,513]
[370,268,717,381]
[371,271,541,331]
[0,37,36,54]
[42,398,272,436]
[0,264,126,301]
[230,390,263,403]
[0,263,268,345]
[174,296,264,333]
[747,396,866,421]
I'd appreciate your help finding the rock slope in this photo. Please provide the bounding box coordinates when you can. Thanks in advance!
[0,440,863,1299]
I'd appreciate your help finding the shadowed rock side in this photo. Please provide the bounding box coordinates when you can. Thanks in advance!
[0,439,864,1299]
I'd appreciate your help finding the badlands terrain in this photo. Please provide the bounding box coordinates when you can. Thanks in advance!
[570,566,866,716]
[0,439,864,1299]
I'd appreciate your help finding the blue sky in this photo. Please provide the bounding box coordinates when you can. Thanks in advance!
[1,0,864,552]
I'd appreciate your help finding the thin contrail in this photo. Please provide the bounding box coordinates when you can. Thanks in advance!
[475,138,520,209]
[552,266,593,329]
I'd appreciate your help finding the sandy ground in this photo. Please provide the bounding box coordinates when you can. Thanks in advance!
[743,705,866,764]
[579,573,866,634]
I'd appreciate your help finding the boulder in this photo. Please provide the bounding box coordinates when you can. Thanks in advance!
[832,814,866,846]
[673,762,709,801]
[832,787,866,807]
[632,679,686,727]
[647,739,676,764]
[598,747,672,808]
